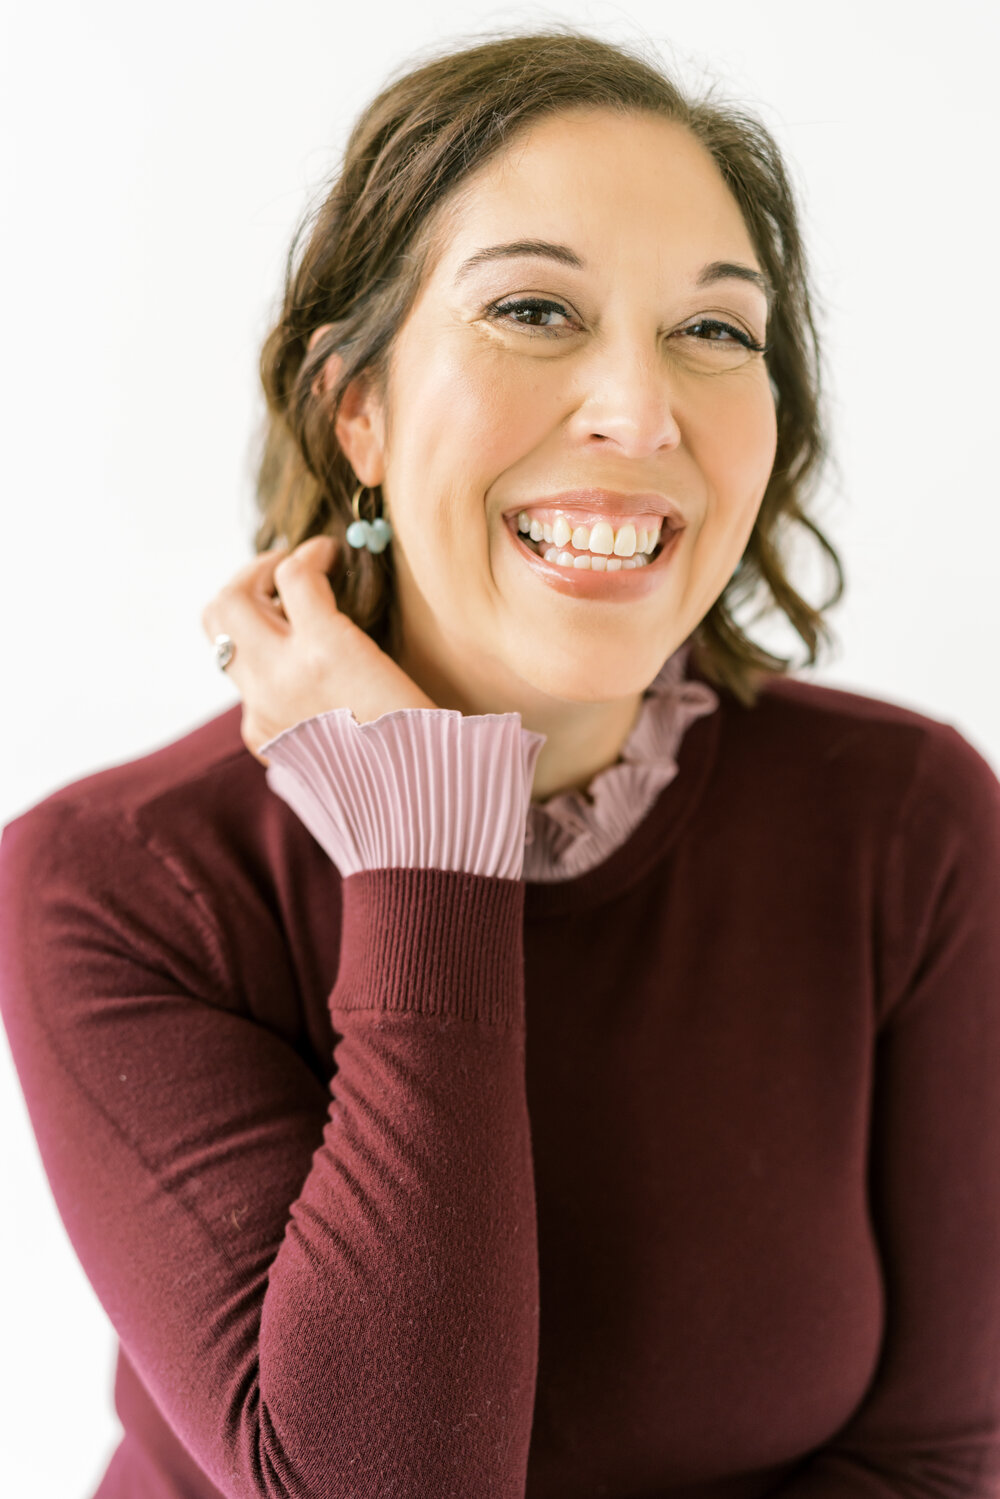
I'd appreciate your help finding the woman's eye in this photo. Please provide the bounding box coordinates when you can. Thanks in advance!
[679,319,767,353]
[484,299,769,355]
[485,297,574,335]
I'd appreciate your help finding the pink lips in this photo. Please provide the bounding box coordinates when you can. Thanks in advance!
[503,488,686,530]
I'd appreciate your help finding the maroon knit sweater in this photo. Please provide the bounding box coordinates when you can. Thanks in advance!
[2,657,1000,1499]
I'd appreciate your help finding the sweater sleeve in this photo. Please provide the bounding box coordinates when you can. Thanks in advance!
[259,706,546,879]
[0,716,546,1497]
[763,723,1000,1499]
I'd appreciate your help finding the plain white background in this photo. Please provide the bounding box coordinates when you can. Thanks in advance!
[1,1,997,1493]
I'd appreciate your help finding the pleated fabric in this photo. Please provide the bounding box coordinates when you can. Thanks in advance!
[261,638,719,883]
[522,639,719,882]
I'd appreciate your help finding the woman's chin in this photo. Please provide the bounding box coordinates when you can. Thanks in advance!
[507,655,663,708]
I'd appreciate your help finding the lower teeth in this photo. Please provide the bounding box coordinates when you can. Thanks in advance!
[525,538,657,570]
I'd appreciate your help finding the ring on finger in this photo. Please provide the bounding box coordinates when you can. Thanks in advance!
[213,634,236,671]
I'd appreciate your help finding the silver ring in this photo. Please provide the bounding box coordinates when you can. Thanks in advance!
[213,633,235,672]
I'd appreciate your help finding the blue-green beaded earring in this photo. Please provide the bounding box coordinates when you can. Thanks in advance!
[345,483,392,554]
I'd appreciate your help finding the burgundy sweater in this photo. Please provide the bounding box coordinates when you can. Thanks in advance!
[2,646,1000,1499]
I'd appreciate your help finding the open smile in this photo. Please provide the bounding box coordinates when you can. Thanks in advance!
[503,513,684,602]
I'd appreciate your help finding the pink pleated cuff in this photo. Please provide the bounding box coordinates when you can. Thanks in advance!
[260,708,547,881]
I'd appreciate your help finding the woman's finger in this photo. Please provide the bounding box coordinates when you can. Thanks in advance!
[250,546,295,617]
[224,545,291,602]
[200,550,292,686]
[201,546,292,629]
[271,537,341,636]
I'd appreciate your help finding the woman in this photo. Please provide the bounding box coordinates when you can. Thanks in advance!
[3,26,1000,1499]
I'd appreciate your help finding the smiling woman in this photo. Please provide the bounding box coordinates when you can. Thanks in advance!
[3,21,1000,1499]
[292,101,788,777]
[256,32,839,723]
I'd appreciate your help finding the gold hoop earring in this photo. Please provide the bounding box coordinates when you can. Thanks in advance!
[346,484,392,554]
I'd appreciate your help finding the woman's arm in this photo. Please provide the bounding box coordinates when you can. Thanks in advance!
[0,708,544,1498]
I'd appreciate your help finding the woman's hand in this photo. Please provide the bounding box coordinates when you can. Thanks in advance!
[200,536,439,766]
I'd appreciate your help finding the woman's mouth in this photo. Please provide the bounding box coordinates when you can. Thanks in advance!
[503,512,683,601]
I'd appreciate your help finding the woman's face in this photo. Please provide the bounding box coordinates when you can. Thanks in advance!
[335,107,778,713]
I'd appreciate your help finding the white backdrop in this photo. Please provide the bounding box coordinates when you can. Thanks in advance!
[1,1,997,1493]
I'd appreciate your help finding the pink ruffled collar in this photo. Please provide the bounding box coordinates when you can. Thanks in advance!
[521,639,720,881]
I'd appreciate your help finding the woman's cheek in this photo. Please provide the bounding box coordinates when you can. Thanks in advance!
[457,364,559,470]
[693,375,777,499]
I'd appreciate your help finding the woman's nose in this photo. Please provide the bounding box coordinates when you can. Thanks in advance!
[569,347,683,458]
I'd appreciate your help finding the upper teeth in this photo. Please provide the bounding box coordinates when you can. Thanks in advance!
[516,511,662,558]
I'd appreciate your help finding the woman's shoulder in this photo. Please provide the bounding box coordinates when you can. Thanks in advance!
[724,669,1000,839]
[0,701,320,924]
[0,704,340,1020]
[8,701,250,827]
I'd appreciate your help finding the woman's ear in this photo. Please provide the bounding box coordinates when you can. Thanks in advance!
[307,324,340,401]
[306,323,386,484]
[333,368,386,487]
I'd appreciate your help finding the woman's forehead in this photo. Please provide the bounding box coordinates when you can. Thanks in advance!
[431,113,758,274]
[473,110,719,200]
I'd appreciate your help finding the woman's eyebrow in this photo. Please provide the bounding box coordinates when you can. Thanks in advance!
[453,238,774,311]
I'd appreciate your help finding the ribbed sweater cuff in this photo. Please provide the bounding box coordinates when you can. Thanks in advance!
[261,707,546,880]
[334,867,526,1027]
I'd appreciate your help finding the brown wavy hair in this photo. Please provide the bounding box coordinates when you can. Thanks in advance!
[251,24,844,709]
